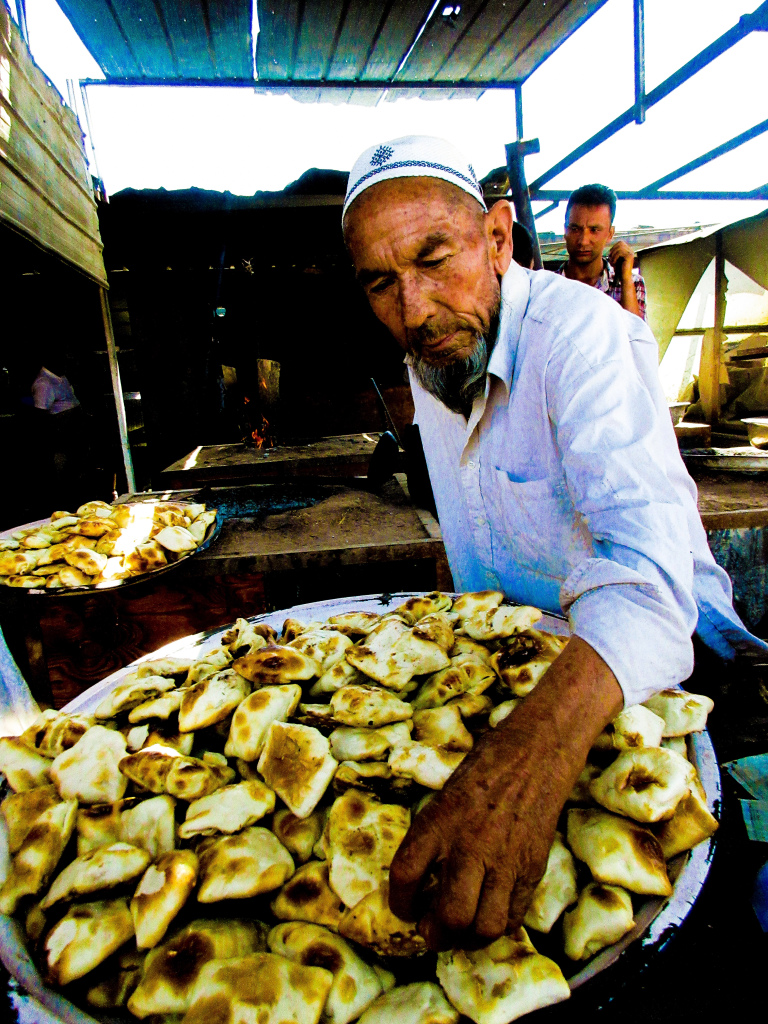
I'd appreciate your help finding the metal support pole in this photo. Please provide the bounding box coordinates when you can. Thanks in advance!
[78,82,107,199]
[505,140,543,270]
[700,233,726,424]
[633,0,645,123]
[514,84,524,141]
[14,0,29,47]
[100,287,136,493]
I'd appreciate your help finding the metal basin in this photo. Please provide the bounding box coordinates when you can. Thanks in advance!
[0,592,720,1022]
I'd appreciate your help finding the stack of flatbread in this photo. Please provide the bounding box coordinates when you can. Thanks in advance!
[0,498,217,591]
[0,591,717,1024]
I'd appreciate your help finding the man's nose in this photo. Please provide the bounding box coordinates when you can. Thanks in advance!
[399,275,434,330]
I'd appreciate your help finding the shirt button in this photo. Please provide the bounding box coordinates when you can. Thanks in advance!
[467,460,476,469]
[476,516,486,527]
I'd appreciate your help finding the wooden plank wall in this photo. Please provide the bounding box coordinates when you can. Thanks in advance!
[0,4,107,285]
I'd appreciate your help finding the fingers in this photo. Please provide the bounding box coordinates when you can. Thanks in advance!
[507,873,543,931]
[436,852,485,931]
[474,868,514,940]
[388,819,441,921]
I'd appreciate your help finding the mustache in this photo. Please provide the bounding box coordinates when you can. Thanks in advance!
[407,316,480,356]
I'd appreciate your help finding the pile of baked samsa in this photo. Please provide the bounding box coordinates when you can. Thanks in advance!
[0,591,717,1024]
[0,499,217,590]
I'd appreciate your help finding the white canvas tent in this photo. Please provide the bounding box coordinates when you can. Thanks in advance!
[639,208,768,421]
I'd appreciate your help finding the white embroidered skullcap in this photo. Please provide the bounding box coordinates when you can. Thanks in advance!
[343,135,487,220]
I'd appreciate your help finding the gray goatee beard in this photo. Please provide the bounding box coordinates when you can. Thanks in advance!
[411,312,499,418]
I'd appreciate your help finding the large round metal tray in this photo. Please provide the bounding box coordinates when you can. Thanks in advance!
[0,592,720,1023]
[0,500,221,599]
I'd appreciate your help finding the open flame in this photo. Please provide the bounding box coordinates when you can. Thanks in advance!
[251,415,273,449]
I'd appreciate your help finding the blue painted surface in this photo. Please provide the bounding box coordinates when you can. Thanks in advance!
[708,526,768,632]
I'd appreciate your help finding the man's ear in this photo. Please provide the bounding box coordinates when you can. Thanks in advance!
[486,200,514,276]
[608,224,616,244]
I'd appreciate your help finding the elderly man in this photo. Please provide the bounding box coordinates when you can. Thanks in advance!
[342,135,761,949]
[558,183,646,319]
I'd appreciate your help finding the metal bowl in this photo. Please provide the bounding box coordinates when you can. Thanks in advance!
[741,417,768,450]
[0,593,720,1022]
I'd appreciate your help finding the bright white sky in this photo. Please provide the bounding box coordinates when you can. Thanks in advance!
[22,0,768,233]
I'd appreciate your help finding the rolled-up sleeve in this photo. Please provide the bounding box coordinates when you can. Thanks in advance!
[545,300,697,706]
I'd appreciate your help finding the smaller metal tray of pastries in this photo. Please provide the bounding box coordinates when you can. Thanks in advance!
[0,498,219,597]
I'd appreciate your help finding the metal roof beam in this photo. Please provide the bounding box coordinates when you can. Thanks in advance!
[639,119,768,193]
[79,76,522,88]
[532,189,768,201]
[528,0,768,192]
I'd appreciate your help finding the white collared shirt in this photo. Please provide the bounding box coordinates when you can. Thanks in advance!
[410,260,763,707]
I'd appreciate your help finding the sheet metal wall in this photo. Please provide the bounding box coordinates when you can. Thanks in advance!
[0,3,106,286]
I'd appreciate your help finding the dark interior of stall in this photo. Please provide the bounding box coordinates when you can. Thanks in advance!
[99,168,415,488]
[0,223,129,530]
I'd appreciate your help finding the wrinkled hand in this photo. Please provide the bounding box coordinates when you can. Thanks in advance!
[388,637,623,949]
[609,240,636,278]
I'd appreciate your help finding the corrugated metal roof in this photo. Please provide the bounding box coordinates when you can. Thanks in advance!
[62,0,607,100]
[57,0,255,80]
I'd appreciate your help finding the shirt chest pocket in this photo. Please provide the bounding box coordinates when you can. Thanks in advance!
[490,469,593,580]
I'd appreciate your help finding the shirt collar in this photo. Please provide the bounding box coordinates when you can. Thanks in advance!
[486,260,531,390]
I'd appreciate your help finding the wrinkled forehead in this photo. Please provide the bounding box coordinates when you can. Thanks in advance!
[343,176,483,236]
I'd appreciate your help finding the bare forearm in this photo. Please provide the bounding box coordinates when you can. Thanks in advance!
[496,635,622,775]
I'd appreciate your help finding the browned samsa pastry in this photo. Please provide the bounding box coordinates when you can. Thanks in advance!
[589,747,695,823]
[325,790,409,909]
[19,709,92,757]
[1,785,61,853]
[563,882,635,960]
[272,807,325,864]
[271,860,347,930]
[76,799,131,855]
[0,737,53,792]
[338,881,427,958]
[461,604,542,641]
[127,918,269,1018]
[436,928,570,1023]
[356,982,459,1024]
[234,643,319,686]
[178,779,275,839]
[567,807,672,896]
[523,832,578,933]
[224,683,303,761]
[197,826,295,902]
[177,669,250,732]
[94,673,176,719]
[41,841,151,909]
[0,799,77,914]
[120,793,177,859]
[490,629,566,696]
[45,898,135,986]
[393,592,453,624]
[50,725,128,804]
[655,773,719,859]
[388,742,466,789]
[642,689,715,737]
[330,684,412,728]
[182,952,333,1024]
[132,849,199,949]
[269,921,383,1024]
[411,705,473,753]
[258,721,338,818]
